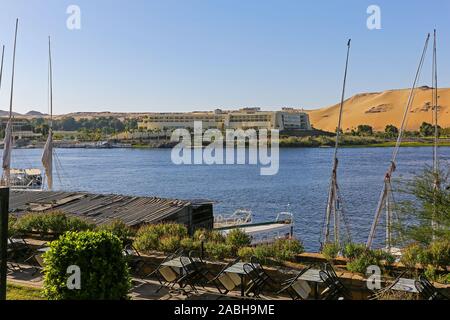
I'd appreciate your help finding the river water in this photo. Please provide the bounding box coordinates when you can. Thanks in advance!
[5,146,450,251]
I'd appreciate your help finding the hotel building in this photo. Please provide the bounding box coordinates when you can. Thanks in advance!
[138,108,311,131]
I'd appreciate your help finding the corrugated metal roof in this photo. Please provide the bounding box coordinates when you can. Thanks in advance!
[9,190,192,227]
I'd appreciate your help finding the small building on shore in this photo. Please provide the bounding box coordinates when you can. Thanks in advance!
[9,190,214,234]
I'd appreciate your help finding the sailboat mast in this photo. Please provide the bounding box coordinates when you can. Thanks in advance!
[2,19,19,187]
[41,36,54,190]
[366,33,430,249]
[322,39,351,246]
[431,29,439,236]
[432,30,438,174]
[48,36,53,127]
[0,45,5,92]
[9,19,18,122]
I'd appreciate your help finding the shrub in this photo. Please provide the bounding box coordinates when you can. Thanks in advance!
[343,243,366,260]
[133,228,159,252]
[427,240,450,268]
[15,211,94,236]
[204,242,232,260]
[133,223,187,253]
[98,220,135,245]
[159,236,181,253]
[226,229,251,249]
[322,242,340,260]
[8,215,18,237]
[273,239,304,262]
[237,247,255,261]
[253,244,275,264]
[43,230,131,300]
[401,243,427,268]
[346,251,379,274]
[180,237,201,252]
[194,229,226,243]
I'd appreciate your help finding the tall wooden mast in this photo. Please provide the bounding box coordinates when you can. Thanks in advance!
[367,34,430,249]
[431,29,439,236]
[321,39,352,247]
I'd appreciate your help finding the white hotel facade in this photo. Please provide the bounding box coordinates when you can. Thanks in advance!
[138,108,311,131]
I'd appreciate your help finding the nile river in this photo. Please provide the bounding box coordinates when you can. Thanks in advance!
[6,146,450,251]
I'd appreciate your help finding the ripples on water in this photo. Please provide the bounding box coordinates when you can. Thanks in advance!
[6,146,450,251]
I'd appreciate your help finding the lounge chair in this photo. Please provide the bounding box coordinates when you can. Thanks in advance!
[123,244,149,277]
[276,266,312,300]
[415,275,449,300]
[209,258,241,294]
[250,256,276,290]
[319,263,351,300]
[146,249,184,292]
[243,262,270,298]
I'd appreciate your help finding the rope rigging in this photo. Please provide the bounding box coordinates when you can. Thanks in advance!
[366,33,431,250]
[320,39,352,249]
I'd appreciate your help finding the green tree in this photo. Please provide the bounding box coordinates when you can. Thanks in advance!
[384,124,399,137]
[395,167,450,245]
[419,122,442,137]
[356,124,373,136]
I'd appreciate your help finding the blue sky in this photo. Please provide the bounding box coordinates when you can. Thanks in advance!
[0,0,449,114]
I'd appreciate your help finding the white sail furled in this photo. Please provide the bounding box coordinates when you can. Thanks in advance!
[41,129,53,189]
[2,119,13,173]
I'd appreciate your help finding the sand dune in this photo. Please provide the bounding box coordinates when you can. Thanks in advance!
[306,87,450,132]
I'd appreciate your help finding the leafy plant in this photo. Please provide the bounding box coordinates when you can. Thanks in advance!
[99,219,135,245]
[159,236,181,253]
[133,223,188,253]
[394,167,450,246]
[321,242,340,260]
[180,237,201,251]
[43,230,131,300]
[204,242,232,260]
[342,243,366,260]
[237,247,255,261]
[225,229,251,249]
[15,211,94,237]
[194,229,226,243]
[273,239,304,262]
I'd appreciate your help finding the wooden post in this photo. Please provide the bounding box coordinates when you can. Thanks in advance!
[0,187,10,300]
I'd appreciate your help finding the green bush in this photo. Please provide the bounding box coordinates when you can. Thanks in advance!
[237,247,255,261]
[322,242,340,260]
[8,215,18,237]
[343,243,366,260]
[226,229,251,249]
[159,236,181,253]
[401,243,427,268]
[273,239,304,262]
[346,251,379,274]
[428,240,450,268]
[253,244,275,264]
[194,229,225,243]
[179,237,201,251]
[43,230,131,300]
[204,242,232,260]
[15,211,94,236]
[98,220,135,245]
[133,223,188,253]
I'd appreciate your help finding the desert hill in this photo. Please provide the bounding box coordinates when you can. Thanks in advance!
[306,87,450,132]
